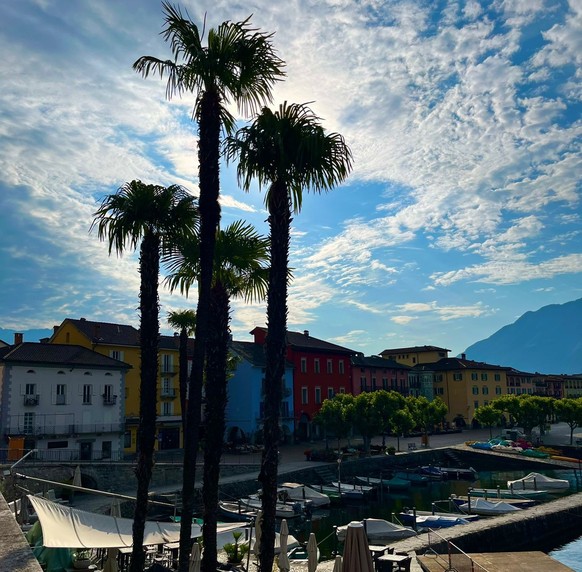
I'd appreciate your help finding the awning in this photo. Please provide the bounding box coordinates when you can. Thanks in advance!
[28,495,245,549]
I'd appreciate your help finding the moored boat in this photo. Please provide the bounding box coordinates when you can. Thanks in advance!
[452,494,536,509]
[451,496,524,516]
[469,487,548,500]
[394,470,430,485]
[355,475,412,491]
[507,472,570,491]
[279,482,331,507]
[240,496,304,518]
[336,518,416,543]
[398,509,474,529]
[432,466,478,480]
[318,484,365,501]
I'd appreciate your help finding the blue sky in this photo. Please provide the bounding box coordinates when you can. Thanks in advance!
[0,0,580,358]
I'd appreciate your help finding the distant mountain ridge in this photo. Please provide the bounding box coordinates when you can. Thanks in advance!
[463,298,582,375]
[0,328,53,345]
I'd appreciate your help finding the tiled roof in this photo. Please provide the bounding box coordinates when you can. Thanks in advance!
[412,357,509,372]
[351,355,410,370]
[380,345,450,354]
[230,341,293,369]
[1,342,131,369]
[56,318,193,352]
[253,327,357,354]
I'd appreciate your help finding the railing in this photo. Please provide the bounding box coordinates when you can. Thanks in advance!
[56,395,66,405]
[425,528,490,572]
[6,422,124,436]
[159,364,178,375]
[160,388,177,398]
[23,395,39,406]
[102,394,117,405]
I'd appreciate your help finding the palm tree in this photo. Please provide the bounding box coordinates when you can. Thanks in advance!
[91,180,198,572]
[134,7,284,565]
[165,221,269,572]
[167,309,197,429]
[226,102,352,571]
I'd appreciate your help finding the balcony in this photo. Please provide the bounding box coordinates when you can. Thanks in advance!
[102,394,118,406]
[23,394,39,406]
[9,422,125,436]
[56,395,66,405]
[160,388,177,399]
[159,364,178,376]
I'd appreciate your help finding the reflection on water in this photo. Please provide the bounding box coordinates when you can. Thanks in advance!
[288,469,578,559]
[551,536,582,572]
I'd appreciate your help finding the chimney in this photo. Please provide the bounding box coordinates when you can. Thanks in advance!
[461,353,466,360]
[53,325,58,333]
[14,333,23,345]
[303,330,309,337]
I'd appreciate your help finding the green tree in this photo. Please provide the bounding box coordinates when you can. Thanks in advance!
[391,408,415,452]
[226,102,352,572]
[315,394,354,451]
[473,404,502,439]
[373,390,405,447]
[491,395,521,426]
[134,7,284,569]
[91,181,197,572]
[406,396,448,447]
[165,221,268,572]
[167,309,197,428]
[554,398,582,445]
[352,392,384,454]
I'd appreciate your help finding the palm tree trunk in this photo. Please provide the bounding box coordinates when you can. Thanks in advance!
[259,181,290,572]
[179,89,221,572]
[201,282,230,572]
[179,327,188,430]
[130,232,160,572]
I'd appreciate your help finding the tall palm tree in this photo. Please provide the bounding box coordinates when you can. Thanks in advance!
[165,220,269,572]
[226,102,352,571]
[91,180,198,572]
[167,309,197,429]
[134,7,284,565]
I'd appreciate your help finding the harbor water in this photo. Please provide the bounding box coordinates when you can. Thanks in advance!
[285,468,580,560]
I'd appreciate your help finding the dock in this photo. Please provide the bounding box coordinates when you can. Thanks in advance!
[417,551,574,571]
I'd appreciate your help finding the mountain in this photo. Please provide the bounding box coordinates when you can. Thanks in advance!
[463,298,582,375]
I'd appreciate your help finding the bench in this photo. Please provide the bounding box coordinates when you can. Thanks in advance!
[407,442,417,451]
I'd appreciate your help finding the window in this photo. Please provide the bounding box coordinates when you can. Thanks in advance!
[24,412,35,434]
[110,350,124,361]
[327,387,334,399]
[339,387,345,394]
[124,431,132,448]
[84,371,92,376]
[47,441,68,449]
[327,359,333,374]
[474,400,479,410]
[83,384,92,405]
[453,373,463,381]
[382,378,388,389]
[314,359,320,374]
[103,384,115,405]
[315,387,321,404]
[162,402,173,416]
[162,378,173,396]
[482,386,489,395]
[472,386,479,395]
[339,360,345,374]
[471,373,478,381]
[301,387,308,405]
[162,354,173,373]
[372,377,377,390]
[360,377,367,391]
[481,373,488,381]
[494,373,501,381]
[25,383,36,395]
[27,369,36,374]
[56,384,66,405]
[300,358,307,374]
[435,387,444,395]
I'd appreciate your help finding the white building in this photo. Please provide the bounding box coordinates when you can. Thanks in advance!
[0,337,130,461]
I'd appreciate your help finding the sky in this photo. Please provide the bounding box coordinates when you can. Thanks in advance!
[0,0,580,358]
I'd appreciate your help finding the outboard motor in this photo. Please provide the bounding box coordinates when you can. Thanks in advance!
[292,502,302,515]
[304,500,313,520]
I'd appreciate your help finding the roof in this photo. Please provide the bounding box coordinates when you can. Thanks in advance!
[412,357,509,372]
[54,318,192,352]
[0,342,131,369]
[380,345,451,354]
[230,341,293,369]
[253,327,357,355]
[351,355,410,370]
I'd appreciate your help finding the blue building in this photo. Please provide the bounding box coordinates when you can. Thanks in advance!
[225,340,294,445]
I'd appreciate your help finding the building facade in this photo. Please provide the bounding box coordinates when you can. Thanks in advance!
[350,355,410,396]
[0,338,129,461]
[379,345,450,366]
[50,318,188,452]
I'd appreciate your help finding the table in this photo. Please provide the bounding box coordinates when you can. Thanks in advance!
[376,553,410,572]
[369,545,389,558]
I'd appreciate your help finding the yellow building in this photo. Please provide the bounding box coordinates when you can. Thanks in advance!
[379,345,450,367]
[412,356,509,426]
[50,318,186,453]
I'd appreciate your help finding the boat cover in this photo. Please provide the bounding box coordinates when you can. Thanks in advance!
[28,495,244,549]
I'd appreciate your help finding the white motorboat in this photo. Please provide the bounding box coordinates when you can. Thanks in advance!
[507,472,570,491]
[336,518,416,543]
[279,482,331,507]
[239,496,304,519]
[454,497,522,516]
[331,481,375,494]
[469,487,548,500]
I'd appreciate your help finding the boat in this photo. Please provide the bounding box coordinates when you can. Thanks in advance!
[355,475,412,491]
[452,495,536,509]
[452,497,523,516]
[432,466,478,480]
[417,466,448,480]
[239,496,304,518]
[336,518,416,543]
[279,482,331,507]
[507,472,570,491]
[469,487,549,500]
[219,500,259,520]
[331,481,375,494]
[398,509,473,529]
[394,470,430,485]
[318,484,365,501]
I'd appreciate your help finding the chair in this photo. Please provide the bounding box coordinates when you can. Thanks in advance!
[375,560,393,572]
[395,553,412,572]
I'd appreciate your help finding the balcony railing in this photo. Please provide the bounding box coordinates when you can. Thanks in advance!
[56,395,66,405]
[159,364,178,375]
[23,395,39,406]
[160,388,177,398]
[7,422,125,436]
[102,394,117,406]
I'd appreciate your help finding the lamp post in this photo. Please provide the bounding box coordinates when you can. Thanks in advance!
[337,456,342,496]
